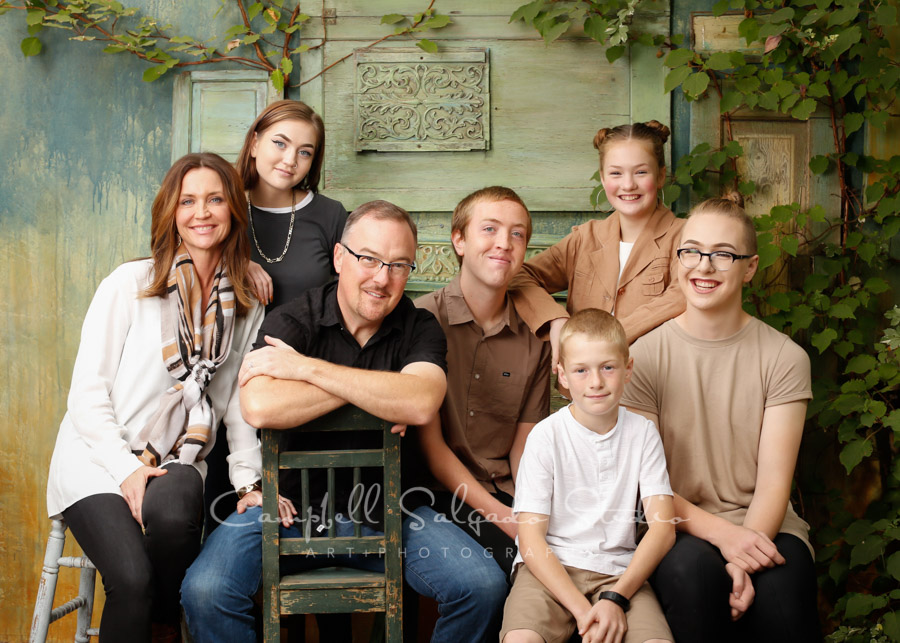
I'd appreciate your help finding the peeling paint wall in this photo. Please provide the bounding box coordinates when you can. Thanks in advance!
[0,3,237,639]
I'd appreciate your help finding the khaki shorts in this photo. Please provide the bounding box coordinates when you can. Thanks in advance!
[500,564,673,643]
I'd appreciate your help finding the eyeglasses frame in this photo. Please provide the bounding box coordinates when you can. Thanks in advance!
[341,243,417,277]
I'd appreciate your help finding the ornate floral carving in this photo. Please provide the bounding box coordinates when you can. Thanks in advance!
[354,50,490,152]
[414,244,459,282]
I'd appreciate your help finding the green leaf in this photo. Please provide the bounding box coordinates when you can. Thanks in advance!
[26,8,45,26]
[738,17,759,44]
[828,5,858,28]
[840,438,872,473]
[845,592,888,619]
[801,8,824,25]
[20,36,42,56]
[757,242,780,271]
[510,0,543,23]
[809,155,830,174]
[662,184,681,206]
[381,13,405,25]
[788,305,814,330]
[845,519,874,545]
[103,45,128,53]
[664,66,692,93]
[280,56,292,76]
[771,7,794,22]
[142,64,168,82]
[665,48,694,68]
[844,113,864,135]
[247,2,263,20]
[583,15,609,42]
[724,140,743,157]
[224,24,249,37]
[858,243,876,264]
[790,98,816,121]
[830,302,856,319]
[682,71,710,98]
[886,410,900,436]
[606,45,626,64]
[540,20,570,44]
[865,277,890,294]
[738,180,756,196]
[423,15,451,29]
[884,612,900,642]
[780,236,798,256]
[416,38,438,53]
[876,4,898,26]
[758,91,779,111]
[828,26,861,61]
[846,354,877,374]
[243,34,260,45]
[767,292,791,310]
[811,328,838,353]
[712,0,729,16]
[735,76,760,93]
[290,44,309,55]
[706,51,733,70]
[718,91,742,113]
[270,69,284,92]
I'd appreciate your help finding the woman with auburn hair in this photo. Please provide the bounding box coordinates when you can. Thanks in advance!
[237,99,348,311]
[46,153,264,643]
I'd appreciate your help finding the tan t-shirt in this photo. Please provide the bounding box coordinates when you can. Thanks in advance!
[416,277,552,495]
[622,318,813,553]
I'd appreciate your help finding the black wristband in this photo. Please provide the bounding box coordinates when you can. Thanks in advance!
[598,590,630,612]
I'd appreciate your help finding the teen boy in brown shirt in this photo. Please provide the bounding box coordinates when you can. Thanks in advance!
[404,187,552,642]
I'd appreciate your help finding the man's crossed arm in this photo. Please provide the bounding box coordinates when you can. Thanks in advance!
[239,335,447,429]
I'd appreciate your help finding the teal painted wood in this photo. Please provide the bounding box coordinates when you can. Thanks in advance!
[172,70,282,163]
[260,406,403,642]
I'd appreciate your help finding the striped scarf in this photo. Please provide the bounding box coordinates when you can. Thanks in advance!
[130,245,236,467]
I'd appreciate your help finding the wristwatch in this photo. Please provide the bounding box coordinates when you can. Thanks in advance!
[236,481,262,499]
[598,590,630,612]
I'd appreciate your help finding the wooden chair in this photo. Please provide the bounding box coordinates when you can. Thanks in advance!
[261,406,403,642]
[30,519,98,643]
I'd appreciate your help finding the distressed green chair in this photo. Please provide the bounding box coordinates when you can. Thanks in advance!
[261,406,403,642]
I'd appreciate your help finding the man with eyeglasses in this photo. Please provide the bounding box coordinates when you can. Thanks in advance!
[622,198,819,641]
[181,200,449,643]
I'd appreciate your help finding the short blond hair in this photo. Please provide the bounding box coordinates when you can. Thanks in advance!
[558,309,629,364]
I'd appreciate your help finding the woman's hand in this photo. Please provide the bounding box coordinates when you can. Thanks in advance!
[237,491,297,528]
[120,465,168,526]
[247,261,273,306]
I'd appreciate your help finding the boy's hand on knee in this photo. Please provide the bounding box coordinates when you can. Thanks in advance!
[579,600,627,643]
[716,523,784,573]
[725,562,755,620]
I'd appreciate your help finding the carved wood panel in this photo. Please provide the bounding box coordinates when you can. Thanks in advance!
[354,49,490,152]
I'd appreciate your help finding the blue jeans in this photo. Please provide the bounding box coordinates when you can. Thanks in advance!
[181,506,508,642]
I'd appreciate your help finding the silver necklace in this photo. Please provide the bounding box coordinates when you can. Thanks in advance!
[248,189,295,264]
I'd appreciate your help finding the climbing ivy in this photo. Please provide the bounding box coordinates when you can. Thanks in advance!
[516,0,900,637]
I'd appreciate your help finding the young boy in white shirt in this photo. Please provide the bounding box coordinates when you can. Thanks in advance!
[500,309,675,643]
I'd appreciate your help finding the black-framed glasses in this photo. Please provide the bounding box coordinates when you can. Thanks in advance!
[341,244,416,278]
[676,248,755,271]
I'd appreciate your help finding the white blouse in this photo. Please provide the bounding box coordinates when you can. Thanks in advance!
[47,260,264,517]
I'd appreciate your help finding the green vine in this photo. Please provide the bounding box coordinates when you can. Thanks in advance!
[517,0,900,637]
[0,0,452,89]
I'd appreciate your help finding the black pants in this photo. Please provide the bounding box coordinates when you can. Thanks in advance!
[650,532,821,643]
[63,464,204,643]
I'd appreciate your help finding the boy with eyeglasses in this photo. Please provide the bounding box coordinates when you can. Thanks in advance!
[622,197,819,641]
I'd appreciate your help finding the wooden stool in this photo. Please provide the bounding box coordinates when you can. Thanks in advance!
[30,518,98,642]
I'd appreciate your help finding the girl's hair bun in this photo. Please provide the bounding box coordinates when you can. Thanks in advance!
[593,128,612,150]
[643,120,671,144]
[720,190,745,207]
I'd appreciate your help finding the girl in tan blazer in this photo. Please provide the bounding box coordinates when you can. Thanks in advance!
[510,121,685,372]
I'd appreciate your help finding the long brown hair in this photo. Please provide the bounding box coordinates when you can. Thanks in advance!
[235,99,325,193]
[142,153,255,315]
